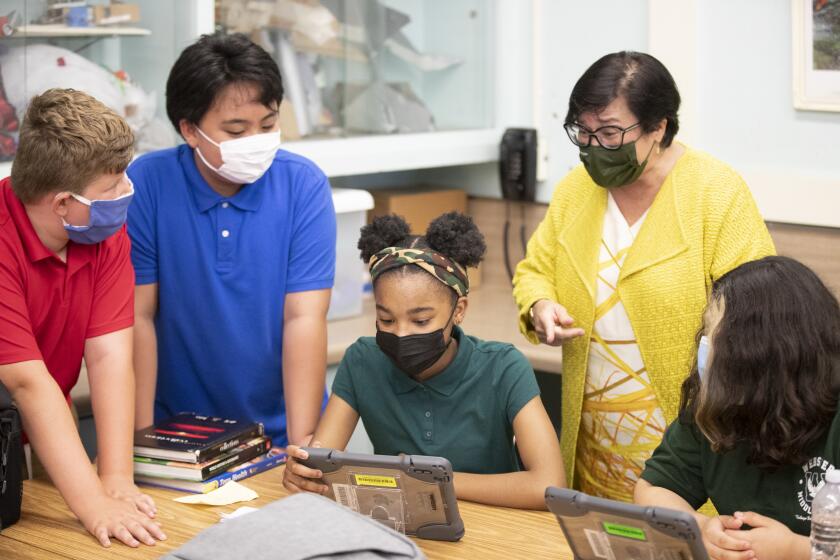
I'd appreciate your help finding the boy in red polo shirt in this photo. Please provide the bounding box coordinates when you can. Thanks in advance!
[0,89,165,548]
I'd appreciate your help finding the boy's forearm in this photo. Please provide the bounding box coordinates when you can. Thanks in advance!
[282,314,327,445]
[133,316,158,429]
[90,368,135,479]
[87,329,135,479]
[5,363,105,517]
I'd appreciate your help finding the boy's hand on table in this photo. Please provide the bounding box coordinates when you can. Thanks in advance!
[77,491,166,548]
[100,474,157,519]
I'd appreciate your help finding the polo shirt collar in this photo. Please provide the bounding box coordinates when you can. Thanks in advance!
[2,181,94,272]
[391,326,473,396]
[180,145,264,213]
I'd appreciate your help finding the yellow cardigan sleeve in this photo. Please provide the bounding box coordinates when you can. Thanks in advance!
[705,174,776,281]
[512,208,560,345]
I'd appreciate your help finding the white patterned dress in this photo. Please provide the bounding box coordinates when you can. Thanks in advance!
[575,194,667,502]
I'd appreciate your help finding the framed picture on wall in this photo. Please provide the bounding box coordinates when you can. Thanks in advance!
[793,0,840,111]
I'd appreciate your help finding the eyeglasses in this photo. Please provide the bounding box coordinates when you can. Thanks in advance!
[564,122,641,150]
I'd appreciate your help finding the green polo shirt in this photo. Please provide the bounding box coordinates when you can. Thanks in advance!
[331,326,541,474]
[640,408,840,535]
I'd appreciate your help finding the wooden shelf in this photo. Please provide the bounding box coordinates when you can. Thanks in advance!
[11,25,151,38]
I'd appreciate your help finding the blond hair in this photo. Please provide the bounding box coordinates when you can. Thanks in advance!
[11,88,134,203]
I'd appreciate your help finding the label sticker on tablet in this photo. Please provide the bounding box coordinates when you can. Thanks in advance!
[584,528,615,559]
[602,521,647,541]
[354,474,398,488]
[333,484,359,510]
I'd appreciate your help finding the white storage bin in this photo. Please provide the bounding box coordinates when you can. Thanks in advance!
[328,188,374,320]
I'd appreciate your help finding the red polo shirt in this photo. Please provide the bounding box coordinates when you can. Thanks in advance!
[0,178,134,399]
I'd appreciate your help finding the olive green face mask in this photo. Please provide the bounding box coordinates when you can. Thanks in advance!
[579,141,655,188]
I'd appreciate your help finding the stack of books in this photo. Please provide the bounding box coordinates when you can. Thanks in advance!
[133,413,286,493]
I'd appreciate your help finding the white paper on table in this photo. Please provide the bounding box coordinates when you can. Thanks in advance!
[174,481,259,506]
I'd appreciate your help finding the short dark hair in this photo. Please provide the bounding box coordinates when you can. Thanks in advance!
[165,33,284,134]
[566,51,680,147]
[357,212,486,303]
[680,256,840,469]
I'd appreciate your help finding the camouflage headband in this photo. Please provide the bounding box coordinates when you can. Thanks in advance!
[369,247,469,297]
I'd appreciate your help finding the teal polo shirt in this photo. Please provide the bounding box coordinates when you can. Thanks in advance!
[331,327,541,474]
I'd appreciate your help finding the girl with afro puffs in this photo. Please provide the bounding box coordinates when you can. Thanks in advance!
[283,212,565,509]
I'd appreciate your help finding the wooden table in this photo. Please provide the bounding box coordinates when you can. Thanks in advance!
[0,467,572,559]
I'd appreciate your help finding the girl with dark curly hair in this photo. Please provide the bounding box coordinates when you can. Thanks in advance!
[635,256,840,560]
[282,212,565,509]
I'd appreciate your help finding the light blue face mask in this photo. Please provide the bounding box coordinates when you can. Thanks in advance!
[697,336,710,380]
[63,180,134,244]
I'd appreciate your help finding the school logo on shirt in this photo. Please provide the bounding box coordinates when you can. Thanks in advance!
[797,456,836,519]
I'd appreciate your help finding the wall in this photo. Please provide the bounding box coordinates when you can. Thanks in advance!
[534,0,649,201]
[122,0,214,125]
[338,0,649,200]
[695,0,840,177]
[350,0,840,229]
[644,0,840,227]
[333,0,534,193]
[423,0,650,202]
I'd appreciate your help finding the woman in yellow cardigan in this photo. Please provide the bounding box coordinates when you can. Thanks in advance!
[513,51,775,503]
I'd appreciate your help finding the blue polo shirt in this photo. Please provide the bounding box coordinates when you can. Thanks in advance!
[127,144,336,446]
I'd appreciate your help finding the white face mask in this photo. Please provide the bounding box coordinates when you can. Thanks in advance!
[697,335,710,380]
[195,127,281,185]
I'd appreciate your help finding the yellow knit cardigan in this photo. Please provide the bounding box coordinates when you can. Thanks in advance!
[513,148,776,485]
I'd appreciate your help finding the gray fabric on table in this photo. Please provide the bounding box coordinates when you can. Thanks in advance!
[160,492,426,560]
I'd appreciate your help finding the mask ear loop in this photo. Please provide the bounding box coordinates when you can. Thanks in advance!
[195,145,224,175]
[68,192,92,206]
[193,127,227,176]
[58,191,91,229]
[639,137,658,166]
[195,126,221,148]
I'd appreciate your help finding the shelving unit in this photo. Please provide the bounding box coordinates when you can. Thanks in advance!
[282,129,500,178]
[12,25,151,37]
[0,127,500,182]
[0,1,503,182]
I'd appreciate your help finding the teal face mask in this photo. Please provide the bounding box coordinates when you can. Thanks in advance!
[579,141,655,188]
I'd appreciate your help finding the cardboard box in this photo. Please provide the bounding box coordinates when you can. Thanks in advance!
[93,3,140,26]
[278,99,301,141]
[368,186,482,289]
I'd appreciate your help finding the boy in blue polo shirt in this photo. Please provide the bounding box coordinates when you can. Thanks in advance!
[127,33,336,448]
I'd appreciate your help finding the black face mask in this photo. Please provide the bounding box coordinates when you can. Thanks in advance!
[375,305,458,378]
